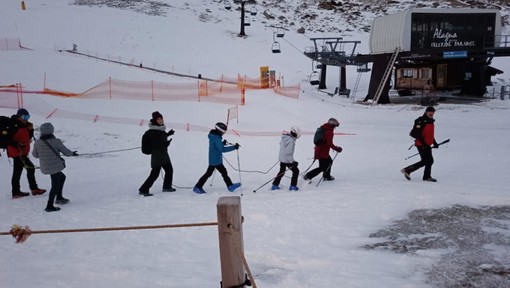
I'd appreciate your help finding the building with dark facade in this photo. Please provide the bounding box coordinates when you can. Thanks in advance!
[365,8,507,103]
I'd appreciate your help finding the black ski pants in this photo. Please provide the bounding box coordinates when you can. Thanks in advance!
[195,164,233,189]
[404,146,434,179]
[272,162,299,187]
[48,172,66,207]
[305,157,333,180]
[11,156,39,194]
[139,162,173,193]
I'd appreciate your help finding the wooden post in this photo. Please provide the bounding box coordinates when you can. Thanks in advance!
[21,1,26,10]
[217,196,245,288]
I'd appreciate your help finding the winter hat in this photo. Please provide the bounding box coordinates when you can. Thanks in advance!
[327,117,340,127]
[215,122,227,134]
[290,126,302,139]
[17,108,30,117]
[40,122,54,135]
[152,111,163,121]
[425,106,436,112]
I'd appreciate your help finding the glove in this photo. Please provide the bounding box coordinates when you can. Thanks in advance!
[292,161,298,167]
[222,139,228,145]
[72,151,79,156]
[234,143,240,150]
[432,141,439,149]
[336,146,343,153]
[167,129,175,136]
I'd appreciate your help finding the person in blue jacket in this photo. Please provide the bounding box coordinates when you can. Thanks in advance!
[193,122,241,194]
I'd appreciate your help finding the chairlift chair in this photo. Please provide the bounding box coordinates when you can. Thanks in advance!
[276,27,285,38]
[244,16,251,26]
[357,63,370,73]
[224,1,231,10]
[271,42,281,53]
[250,6,257,16]
[309,71,320,86]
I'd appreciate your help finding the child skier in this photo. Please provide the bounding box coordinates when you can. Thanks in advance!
[271,126,301,191]
[192,122,241,194]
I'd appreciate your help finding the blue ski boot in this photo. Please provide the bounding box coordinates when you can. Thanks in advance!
[228,183,241,192]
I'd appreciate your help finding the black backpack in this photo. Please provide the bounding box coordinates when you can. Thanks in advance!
[409,117,424,139]
[313,127,325,145]
[141,130,152,155]
[0,116,18,149]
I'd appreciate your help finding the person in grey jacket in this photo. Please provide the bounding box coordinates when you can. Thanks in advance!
[138,111,175,197]
[271,126,301,191]
[32,122,77,212]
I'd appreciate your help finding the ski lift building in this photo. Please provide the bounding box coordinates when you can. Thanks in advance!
[365,8,505,100]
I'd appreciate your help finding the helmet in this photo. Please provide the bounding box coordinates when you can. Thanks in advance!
[215,122,227,134]
[290,126,302,139]
[328,118,339,127]
[17,108,30,117]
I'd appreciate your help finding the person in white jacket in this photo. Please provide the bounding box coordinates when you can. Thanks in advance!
[271,126,301,191]
[32,122,77,212]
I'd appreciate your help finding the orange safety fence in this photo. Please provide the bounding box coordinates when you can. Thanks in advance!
[236,74,299,99]
[273,84,300,99]
[34,78,245,105]
[0,88,353,137]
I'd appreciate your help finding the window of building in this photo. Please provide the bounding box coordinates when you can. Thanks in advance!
[402,68,414,78]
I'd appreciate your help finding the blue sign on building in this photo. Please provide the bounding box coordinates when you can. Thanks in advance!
[443,51,468,58]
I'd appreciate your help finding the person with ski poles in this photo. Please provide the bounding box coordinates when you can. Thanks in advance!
[192,122,241,194]
[303,118,343,182]
[401,106,439,182]
[138,111,175,197]
[7,108,46,199]
[32,122,78,212]
[271,126,302,191]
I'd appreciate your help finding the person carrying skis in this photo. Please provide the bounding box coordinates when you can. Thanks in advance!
[304,118,343,182]
[271,126,301,191]
[32,122,78,212]
[138,111,175,196]
[193,122,241,194]
[7,108,46,199]
[401,106,439,182]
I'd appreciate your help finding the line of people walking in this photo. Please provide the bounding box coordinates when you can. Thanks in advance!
[3,106,441,211]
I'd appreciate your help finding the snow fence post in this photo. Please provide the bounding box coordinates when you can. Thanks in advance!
[217,196,245,287]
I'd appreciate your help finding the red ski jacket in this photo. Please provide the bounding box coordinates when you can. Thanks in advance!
[314,123,342,159]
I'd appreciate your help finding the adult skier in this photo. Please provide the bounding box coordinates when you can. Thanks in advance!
[138,111,175,196]
[401,106,439,182]
[304,118,343,181]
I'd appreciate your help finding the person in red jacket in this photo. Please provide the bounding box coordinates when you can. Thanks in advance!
[401,106,439,182]
[304,118,343,181]
[7,109,46,198]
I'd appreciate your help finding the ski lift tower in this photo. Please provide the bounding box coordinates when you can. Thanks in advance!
[304,37,367,95]
[237,1,255,37]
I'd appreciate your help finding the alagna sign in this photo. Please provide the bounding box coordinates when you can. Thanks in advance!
[430,28,476,48]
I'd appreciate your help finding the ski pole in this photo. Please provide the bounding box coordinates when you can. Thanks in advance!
[253,167,290,193]
[404,138,450,160]
[300,159,316,176]
[316,152,339,187]
[209,170,216,186]
[236,149,243,196]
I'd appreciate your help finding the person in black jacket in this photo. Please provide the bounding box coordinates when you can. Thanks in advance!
[138,111,175,196]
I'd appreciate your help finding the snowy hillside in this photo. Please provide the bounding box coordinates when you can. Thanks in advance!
[1,1,510,288]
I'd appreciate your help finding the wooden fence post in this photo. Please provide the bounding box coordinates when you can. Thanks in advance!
[217,196,245,288]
